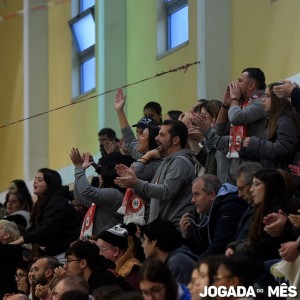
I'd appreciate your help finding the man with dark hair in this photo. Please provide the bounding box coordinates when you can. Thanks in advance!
[197,67,267,184]
[33,256,60,286]
[115,119,195,228]
[179,174,247,258]
[142,219,197,285]
[98,127,118,157]
[221,68,266,174]
[64,240,134,294]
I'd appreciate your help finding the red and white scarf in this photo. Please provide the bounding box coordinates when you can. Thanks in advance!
[227,93,264,159]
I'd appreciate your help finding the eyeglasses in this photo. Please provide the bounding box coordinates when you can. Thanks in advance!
[64,259,81,265]
[98,246,113,253]
[237,183,251,192]
[141,285,165,297]
[15,273,27,280]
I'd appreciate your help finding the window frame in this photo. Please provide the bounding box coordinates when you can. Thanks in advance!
[69,2,96,96]
[164,0,188,50]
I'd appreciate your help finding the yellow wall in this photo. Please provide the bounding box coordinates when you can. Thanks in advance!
[48,3,99,170]
[232,0,300,82]
[0,0,24,189]
[126,0,198,123]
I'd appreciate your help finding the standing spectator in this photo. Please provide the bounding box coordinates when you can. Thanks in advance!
[10,168,81,259]
[98,128,118,157]
[70,149,129,236]
[192,100,221,175]
[143,101,163,124]
[215,67,267,183]
[164,110,183,121]
[115,120,195,228]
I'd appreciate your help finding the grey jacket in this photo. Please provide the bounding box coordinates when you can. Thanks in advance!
[121,126,142,160]
[134,149,195,227]
[73,167,123,235]
[239,112,300,170]
[213,91,267,183]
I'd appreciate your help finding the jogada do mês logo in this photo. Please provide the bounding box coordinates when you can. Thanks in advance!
[200,284,297,298]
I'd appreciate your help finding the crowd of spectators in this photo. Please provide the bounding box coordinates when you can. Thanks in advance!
[2,68,300,299]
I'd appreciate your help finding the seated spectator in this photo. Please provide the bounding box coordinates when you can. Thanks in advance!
[3,192,31,232]
[240,82,300,170]
[179,174,247,258]
[32,256,60,299]
[60,290,89,300]
[141,219,197,285]
[97,224,141,289]
[225,162,262,256]
[64,240,134,294]
[213,256,263,299]
[6,179,33,211]
[0,220,23,298]
[70,149,130,236]
[52,276,89,300]
[92,285,123,300]
[234,169,291,261]
[139,259,191,300]
[15,261,31,296]
[188,256,223,300]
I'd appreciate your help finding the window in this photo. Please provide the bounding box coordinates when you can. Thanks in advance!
[165,0,188,50]
[69,0,95,96]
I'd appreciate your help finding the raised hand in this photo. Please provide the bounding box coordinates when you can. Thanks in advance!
[69,148,84,167]
[114,88,126,112]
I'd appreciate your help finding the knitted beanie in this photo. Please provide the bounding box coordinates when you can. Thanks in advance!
[98,224,128,250]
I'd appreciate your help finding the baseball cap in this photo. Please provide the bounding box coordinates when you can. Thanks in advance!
[132,117,160,129]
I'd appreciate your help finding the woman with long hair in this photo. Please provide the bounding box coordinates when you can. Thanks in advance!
[240,82,300,170]
[234,168,290,261]
[139,259,191,300]
[10,168,81,260]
